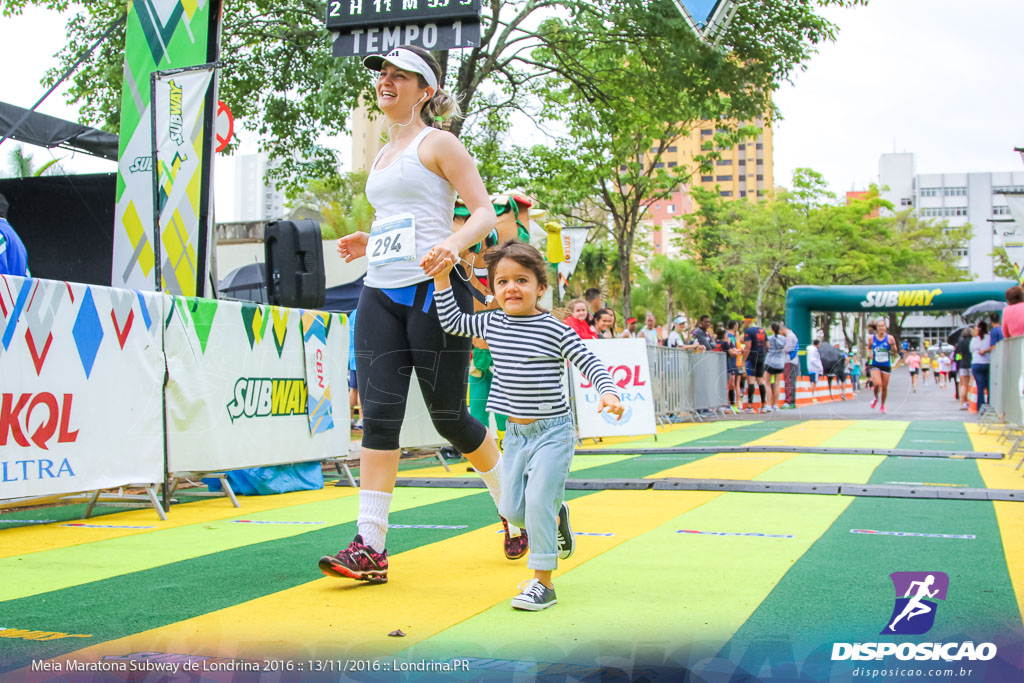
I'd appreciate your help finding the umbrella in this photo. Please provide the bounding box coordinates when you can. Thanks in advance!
[962,300,1005,319]
[947,324,972,344]
[218,262,267,303]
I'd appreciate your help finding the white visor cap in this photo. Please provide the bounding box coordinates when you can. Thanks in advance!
[363,48,438,91]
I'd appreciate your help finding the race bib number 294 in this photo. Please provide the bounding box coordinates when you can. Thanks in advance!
[368,213,416,266]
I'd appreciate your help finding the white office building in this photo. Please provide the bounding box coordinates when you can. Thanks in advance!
[877,152,1024,346]
[233,153,287,222]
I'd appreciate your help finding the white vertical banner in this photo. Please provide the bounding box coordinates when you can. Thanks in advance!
[569,338,657,439]
[557,227,590,298]
[151,65,216,296]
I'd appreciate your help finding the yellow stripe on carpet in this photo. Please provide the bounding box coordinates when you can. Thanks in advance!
[0,487,360,559]
[969,425,1024,628]
[40,489,720,665]
[650,419,852,480]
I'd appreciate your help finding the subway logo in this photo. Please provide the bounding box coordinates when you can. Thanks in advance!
[226,378,307,422]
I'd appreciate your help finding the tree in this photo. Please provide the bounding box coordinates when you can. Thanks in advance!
[291,170,375,240]
[523,0,863,317]
[5,144,63,177]
[6,0,865,199]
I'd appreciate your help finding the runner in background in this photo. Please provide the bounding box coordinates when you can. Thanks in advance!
[937,352,951,389]
[905,349,921,392]
[868,319,902,414]
[919,349,931,385]
[783,325,799,409]
[764,322,788,413]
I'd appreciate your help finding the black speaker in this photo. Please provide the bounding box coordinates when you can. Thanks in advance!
[264,219,326,309]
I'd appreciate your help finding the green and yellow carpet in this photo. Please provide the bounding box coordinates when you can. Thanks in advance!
[1,419,1023,681]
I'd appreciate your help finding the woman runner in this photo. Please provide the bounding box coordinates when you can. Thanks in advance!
[319,46,525,583]
[868,319,902,414]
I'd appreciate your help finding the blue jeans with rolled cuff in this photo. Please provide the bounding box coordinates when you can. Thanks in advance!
[498,413,576,571]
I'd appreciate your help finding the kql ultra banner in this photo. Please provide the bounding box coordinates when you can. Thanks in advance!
[164,296,349,472]
[0,275,165,498]
[569,338,657,439]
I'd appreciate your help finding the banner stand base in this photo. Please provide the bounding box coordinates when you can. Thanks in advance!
[0,484,168,521]
[169,472,240,509]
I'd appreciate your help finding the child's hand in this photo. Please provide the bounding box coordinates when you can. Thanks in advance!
[423,246,456,283]
[598,393,625,419]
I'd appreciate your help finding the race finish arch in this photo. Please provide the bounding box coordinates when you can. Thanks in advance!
[785,281,1018,372]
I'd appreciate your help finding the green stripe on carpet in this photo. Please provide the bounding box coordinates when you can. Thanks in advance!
[716,421,1020,678]
[0,489,516,673]
[566,420,797,480]
[0,488,480,602]
[402,492,853,667]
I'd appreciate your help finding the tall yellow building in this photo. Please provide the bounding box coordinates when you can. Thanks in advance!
[660,117,773,200]
[644,117,773,257]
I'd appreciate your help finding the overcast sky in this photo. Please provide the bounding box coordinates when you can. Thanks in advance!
[2,1,1023,216]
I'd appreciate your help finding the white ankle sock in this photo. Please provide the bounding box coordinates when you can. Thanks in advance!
[475,456,521,536]
[357,489,393,553]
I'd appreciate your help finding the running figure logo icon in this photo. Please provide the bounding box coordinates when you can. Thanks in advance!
[882,571,949,635]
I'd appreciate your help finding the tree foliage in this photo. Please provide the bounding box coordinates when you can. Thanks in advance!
[521,0,865,316]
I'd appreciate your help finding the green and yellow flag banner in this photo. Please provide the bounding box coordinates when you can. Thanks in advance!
[112,0,221,296]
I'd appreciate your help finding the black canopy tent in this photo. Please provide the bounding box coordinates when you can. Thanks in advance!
[0,101,119,161]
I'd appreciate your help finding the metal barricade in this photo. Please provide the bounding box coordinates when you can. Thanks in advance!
[991,335,1024,429]
[690,351,728,411]
[646,346,728,421]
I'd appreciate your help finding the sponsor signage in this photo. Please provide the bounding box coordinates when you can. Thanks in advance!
[0,275,165,499]
[860,288,942,308]
[569,338,657,439]
[327,0,482,56]
[830,571,997,666]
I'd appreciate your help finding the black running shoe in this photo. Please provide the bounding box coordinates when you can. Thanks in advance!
[556,502,574,560]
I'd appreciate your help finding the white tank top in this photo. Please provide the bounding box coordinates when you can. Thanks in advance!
[363,127,456,288]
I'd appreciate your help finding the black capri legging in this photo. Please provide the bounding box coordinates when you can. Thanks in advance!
[354,273,487,453]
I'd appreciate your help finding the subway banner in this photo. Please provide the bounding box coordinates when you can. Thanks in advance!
[569,338,657,439]
[151,65,216,296]
[112,0,221,294]
[163,297,349,472]
[0,275,165,499]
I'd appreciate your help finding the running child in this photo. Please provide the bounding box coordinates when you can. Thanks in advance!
[431,240,624,611]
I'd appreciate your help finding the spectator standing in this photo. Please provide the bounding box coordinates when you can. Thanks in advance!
[988,312,1004,348]
[641,312,660,346]
[955,328,974,410]
[593,308,616,339]
[1002,286,1024,337]
[764,322,788,412]
[718,327,740,413]
[970,321,992,413]
[583,288,602,326]
[741,315,769,413]
[565,298,598,340]
[783,325,799,409]
[692,315,715,350]
[850,354,862,391]
[0,193,29,277]
[619,317,638,338]
[806,339,824,388]
[667,316,699,349]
